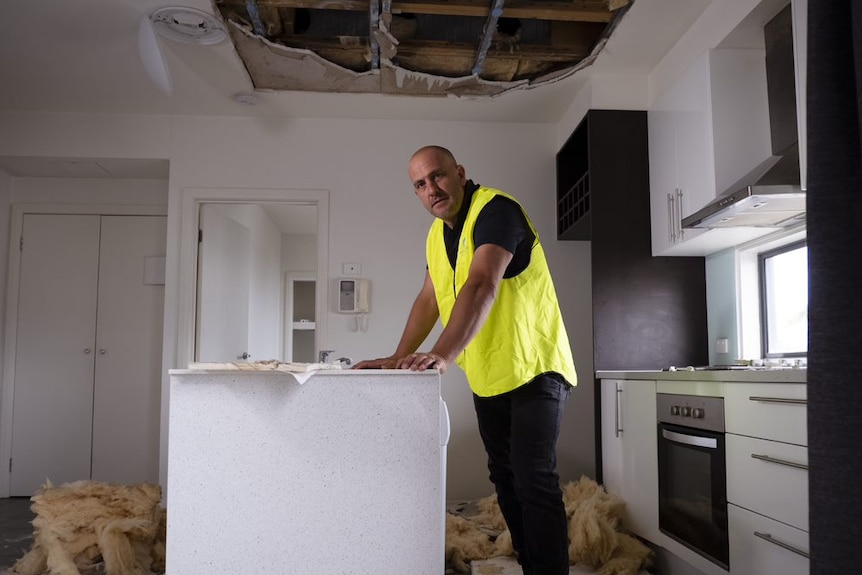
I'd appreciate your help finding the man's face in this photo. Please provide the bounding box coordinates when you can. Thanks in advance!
[408,149,467,228]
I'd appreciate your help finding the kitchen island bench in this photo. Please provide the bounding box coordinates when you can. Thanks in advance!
[166,368,449,575]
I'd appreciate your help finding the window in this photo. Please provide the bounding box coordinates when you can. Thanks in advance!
[759,239,808,357]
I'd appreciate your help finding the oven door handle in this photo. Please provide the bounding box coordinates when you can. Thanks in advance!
[662,428,718,449]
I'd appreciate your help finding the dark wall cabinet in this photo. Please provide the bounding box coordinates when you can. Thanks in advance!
[557,109,708,371]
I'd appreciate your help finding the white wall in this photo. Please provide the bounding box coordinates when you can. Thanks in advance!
[648,0,774,106]
[10,176,168,206]
[705,248,739,365]
[282,233,317,272]
[0,112,595,501]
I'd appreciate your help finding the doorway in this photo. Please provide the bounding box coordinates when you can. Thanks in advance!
[177,188,329,368]
[284,274,317,362]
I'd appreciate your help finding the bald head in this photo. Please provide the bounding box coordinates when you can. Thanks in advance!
[410,145,457,167]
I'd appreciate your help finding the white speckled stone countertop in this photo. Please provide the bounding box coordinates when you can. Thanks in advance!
[596,369,806,383]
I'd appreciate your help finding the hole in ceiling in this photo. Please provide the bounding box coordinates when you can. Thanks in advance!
[213,0,632,97]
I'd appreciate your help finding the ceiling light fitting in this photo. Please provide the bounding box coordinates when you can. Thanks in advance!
[151,6,227,45]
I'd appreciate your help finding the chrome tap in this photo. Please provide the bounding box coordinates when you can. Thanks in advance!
[336,357,352,367]
[318,350,335,363]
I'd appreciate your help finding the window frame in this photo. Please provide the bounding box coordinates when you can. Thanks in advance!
[758,238,808,358]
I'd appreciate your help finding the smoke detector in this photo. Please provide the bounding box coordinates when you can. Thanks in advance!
[150,6,227,45]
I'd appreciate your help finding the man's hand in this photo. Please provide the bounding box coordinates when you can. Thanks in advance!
[352,357,399,369]
[395,351,448,372]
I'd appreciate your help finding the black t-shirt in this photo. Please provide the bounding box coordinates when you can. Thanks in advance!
[442,181,534,278]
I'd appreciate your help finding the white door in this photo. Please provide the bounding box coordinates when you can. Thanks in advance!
[196,204,251,362]
[90,216,166,484]
[10,214,168,496]
[11,215,101,495]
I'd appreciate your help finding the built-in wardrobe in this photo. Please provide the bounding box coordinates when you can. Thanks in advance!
[8,212,166,496]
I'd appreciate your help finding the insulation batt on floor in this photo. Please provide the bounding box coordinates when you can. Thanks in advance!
[445,476,652,575]
[11,480,165,575]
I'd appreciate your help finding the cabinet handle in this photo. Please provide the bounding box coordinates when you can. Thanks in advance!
[675,188,685,241]
[615,384,623,437]
[83,348,92,355]
[753,531,810,559]
[666,193,675,243]
[751,453,809,471]
[749,396,807,405]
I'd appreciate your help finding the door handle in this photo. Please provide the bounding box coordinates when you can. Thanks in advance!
[661,428,717,449]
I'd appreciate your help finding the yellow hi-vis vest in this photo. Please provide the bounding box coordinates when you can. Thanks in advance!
[425,186,577,397]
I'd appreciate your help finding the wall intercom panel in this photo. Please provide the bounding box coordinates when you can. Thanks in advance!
[337,278,370,313]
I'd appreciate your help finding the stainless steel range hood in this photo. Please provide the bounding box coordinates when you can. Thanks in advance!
[683,4,804,230]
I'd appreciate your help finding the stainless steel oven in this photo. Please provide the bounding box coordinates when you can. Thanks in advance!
[657,393,729,570]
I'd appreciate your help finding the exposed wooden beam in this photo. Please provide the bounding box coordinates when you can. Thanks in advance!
[396,39,591,61]
[395,0,612,22]
[277,36,591,61]
[219,0,613,23]
[260,3,284,36]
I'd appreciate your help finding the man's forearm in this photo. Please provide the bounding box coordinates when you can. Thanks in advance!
[429,277,497,364]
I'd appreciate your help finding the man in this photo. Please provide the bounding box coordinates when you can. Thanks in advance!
[354,145,577,575]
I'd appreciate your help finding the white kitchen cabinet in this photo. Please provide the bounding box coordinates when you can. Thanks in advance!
[10,214,166,495]
[725,382,808,574]
[600,379,660,542]
[728,504,809,575]
[649,49,776,256]
[724,382,807,446]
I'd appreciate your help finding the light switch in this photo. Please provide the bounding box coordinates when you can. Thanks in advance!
[715,338,729,354]
[342,263,361,275]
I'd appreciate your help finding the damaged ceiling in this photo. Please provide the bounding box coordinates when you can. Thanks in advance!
[214,0,631,97]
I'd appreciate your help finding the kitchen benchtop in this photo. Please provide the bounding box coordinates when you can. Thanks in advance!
[596,368,806,384]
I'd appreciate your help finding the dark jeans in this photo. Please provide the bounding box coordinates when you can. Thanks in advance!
[473,373,572,575]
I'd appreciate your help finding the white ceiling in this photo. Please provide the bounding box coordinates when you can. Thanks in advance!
[0,0,713,127]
